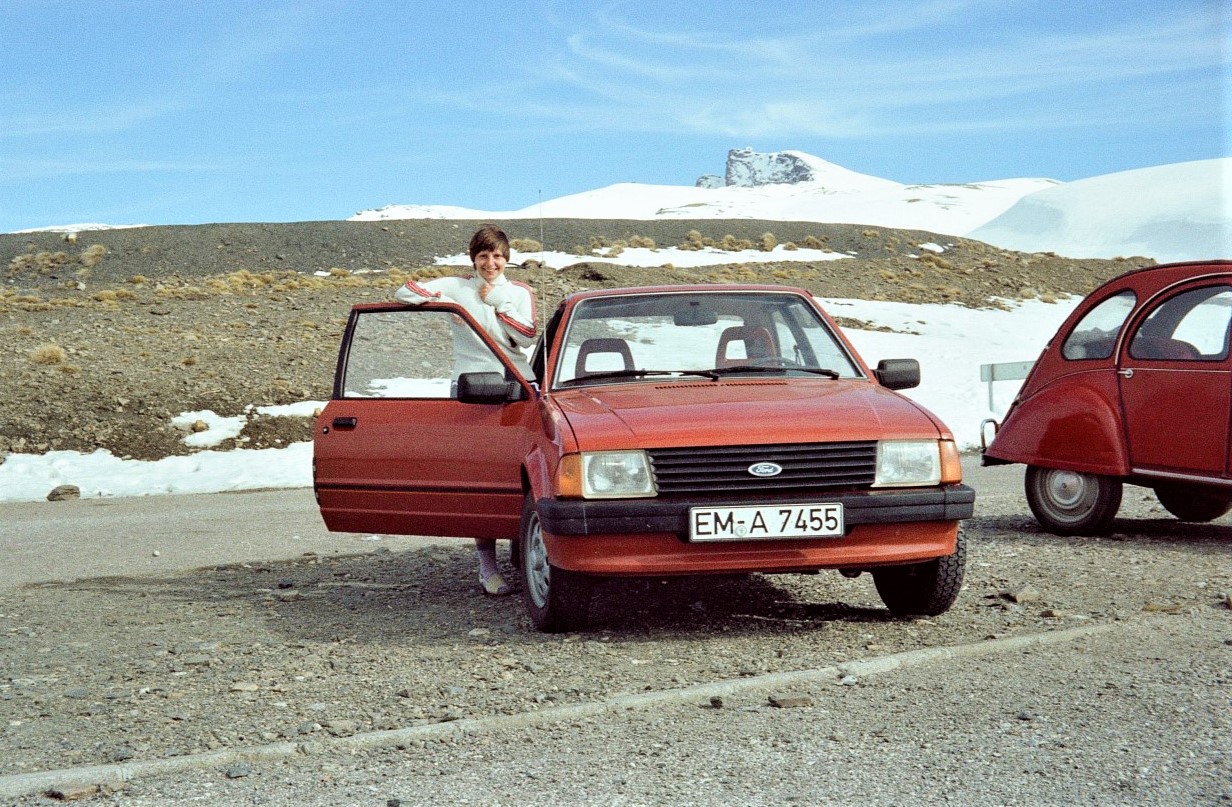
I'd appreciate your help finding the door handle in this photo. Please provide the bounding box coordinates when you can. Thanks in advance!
[332,416,358,429]
[1117,368,1134,378]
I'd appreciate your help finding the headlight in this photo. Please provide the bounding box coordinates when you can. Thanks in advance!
[557,450,656,498]
[873,440,941,487]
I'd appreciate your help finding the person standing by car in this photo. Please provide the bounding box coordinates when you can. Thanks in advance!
[395,224,538,596]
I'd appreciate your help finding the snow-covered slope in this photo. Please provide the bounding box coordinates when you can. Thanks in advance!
[967,158,1230,263]
[351,147,1057,237]
[19,149,1222,264]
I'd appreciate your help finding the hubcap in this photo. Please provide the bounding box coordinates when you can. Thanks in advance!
[1046,469,1089,510]
[525,514,550,608]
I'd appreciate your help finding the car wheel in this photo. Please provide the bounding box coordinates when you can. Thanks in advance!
[1154,484,1232,523]
[509,538,523,572]
[519,495,593,633]
[872,528,966,617]
[1025,465,1122,535]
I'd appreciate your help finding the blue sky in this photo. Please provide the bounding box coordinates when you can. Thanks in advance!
[1,0,1227,232]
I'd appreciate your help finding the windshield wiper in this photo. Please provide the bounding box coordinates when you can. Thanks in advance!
[704,364,841,379]
[561,369,681,385]
[561,368,730,386]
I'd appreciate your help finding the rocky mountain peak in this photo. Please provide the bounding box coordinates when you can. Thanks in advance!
[724,147,816,187]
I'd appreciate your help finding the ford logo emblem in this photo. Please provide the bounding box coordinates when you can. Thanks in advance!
[748,462,782,478]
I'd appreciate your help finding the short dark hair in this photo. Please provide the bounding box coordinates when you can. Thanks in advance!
[468,225,510,261]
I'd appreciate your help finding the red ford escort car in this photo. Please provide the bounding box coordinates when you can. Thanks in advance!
[314,284,974,631]
[983,260,1232,535]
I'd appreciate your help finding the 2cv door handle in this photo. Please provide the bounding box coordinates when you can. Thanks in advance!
[332,416,358,429]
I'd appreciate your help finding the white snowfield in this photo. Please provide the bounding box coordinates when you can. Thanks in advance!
[967,159,1231,264]
[349,151,1229,265]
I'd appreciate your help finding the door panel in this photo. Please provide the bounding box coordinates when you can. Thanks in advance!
[314,307,537,538]
[1119,285,1232,477]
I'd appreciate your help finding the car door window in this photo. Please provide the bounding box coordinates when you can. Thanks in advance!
[341,309,497,399]
[1062,290,1135,360]
[1128,286,1232,362]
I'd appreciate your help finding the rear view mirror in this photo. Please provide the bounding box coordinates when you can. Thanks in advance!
[873,359,920,390]
[457,372,525,404]
[673,301,718,326]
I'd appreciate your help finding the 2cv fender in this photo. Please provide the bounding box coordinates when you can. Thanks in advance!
[984,368,1130,477]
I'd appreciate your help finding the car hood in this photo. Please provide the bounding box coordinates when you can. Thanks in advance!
[551,378,945,451]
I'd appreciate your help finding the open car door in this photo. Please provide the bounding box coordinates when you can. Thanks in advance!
[313,302,538,539]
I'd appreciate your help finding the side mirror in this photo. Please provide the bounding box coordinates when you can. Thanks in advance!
[873,359,920,390]
[457,372,525,404]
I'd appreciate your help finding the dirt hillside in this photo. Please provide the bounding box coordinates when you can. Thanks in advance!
[0,219,1153,463]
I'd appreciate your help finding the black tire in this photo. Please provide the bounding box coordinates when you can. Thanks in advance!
[872,528,966,617]
[519,495,593,632]
[1154,484,1232,523]
[509,538,523,572]
[1025,465,1122,536]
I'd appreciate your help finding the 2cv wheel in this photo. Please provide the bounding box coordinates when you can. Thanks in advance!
[519,495,593,633]
[1154,483,1232,523]
[1025,465,1122,535]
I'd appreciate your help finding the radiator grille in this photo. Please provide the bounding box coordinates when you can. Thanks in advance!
[648,441,877,495]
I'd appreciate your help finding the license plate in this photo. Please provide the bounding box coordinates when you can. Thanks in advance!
[689,503,844,542]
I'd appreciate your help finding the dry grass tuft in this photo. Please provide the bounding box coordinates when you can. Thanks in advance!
[79,244,108,267]
[31,344,68,365]
[917,253,955,270]
[720,234,754,251]
[510,238,542,252]
[679,230,714,251]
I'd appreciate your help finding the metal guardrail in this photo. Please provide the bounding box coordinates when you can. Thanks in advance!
[978,360,1034,410]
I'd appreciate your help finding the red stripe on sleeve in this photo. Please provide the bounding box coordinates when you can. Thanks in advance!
[498,312,537,337]
[403,280,441,298]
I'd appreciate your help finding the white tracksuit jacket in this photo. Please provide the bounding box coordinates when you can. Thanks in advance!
[394,274,537,379]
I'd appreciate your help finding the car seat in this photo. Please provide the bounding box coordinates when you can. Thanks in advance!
[574,338,635,377]
[1131,336,1201,360]
[715,326,775,368]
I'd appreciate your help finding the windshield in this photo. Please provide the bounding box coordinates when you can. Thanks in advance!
[552,290,863,388]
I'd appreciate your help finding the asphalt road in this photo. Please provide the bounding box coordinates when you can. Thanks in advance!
[0,487,453,591]
[1,458,1229,806]
[1,458,1017,590]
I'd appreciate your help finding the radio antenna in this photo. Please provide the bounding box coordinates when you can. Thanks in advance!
[538,189,545,253]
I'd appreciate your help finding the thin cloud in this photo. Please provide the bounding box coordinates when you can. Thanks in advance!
[0,158,221,182]
[0,101,184,138]
[525,2,1226,140]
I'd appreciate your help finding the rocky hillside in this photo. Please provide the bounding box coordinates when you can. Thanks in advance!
[1,219,1152,463]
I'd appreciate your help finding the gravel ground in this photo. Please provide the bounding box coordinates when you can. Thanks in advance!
[1,470,1228,804]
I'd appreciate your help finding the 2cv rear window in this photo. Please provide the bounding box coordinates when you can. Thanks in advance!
[1061,290,1136,360]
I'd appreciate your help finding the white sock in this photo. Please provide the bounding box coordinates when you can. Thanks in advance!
[476,540,499,579]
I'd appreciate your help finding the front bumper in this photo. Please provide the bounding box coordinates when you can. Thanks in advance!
[537,484,975,536]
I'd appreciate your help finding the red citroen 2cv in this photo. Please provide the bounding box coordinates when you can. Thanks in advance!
[982,260,1232,535]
